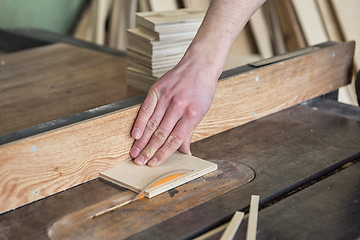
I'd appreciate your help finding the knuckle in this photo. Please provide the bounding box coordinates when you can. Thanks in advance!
[146,119,158,132]
[166,135,181,149]
[153,129,167,143]
[140,104,152,114]
[186,104,202,120]
[172,97,185,109]
[143,147,156,158]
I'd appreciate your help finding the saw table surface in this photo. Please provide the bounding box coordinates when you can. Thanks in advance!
[1,99,360,240]
[0,28,359,240]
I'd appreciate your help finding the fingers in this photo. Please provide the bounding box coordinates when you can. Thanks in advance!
[132,107,181,165]
[147,109,200,167]
[131,90,159,140]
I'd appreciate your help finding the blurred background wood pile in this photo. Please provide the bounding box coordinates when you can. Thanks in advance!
[71,0,359,105]
[1,0,357,104]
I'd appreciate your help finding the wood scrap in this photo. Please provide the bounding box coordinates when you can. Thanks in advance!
[246,195,260,240]
[220,211,245,240]
[100,151,217,198]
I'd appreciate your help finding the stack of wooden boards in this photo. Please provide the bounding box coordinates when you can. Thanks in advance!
[126,8,205,91]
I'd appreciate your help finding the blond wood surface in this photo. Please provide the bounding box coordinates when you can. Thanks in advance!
[0,42,354,213]
[249,6,273,59]
[329,0,359,106]
[220,211,245,240]
[292,0,328,46]
[0,43,143,137]
[100,151,217,198]
[136,9,205,31]
[316,0,357,106]
[246,195,260,240]
[149,0,178,11]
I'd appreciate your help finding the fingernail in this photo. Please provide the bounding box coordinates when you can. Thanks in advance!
[131,147,140,158]
[135,155,145,165]
[132,128,141,139]
[148,158,158,167]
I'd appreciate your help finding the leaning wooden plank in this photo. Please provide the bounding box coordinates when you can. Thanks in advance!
[331,0,360,106]
[292,0,328,46]
[316,0,357,106]
[0,41,354,213]
[273,0,306,51]
[249,6,273,59]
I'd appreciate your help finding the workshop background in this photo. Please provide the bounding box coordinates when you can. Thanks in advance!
[0,0,359,105]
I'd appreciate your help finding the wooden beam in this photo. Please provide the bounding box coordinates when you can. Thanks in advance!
[0,41,354,213]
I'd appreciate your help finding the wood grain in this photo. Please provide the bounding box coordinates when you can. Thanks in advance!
[0,43,144,136]
[0,41,354,213]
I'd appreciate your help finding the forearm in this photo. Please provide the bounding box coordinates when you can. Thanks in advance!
[184,0,266,77]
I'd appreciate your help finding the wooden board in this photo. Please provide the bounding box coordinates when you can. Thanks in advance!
[149,0,178,11]
[0,43,143,137]
[0,41,354,213]
[273,0,306,51]
[316,0,357,106]
[136,9,205,31]
[100,151,217,198]
[220,211,244,240]
[331,0,360,71]
[249,6,273,59]
[292,0,328,46]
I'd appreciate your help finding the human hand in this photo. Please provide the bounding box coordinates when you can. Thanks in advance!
[130,55,219,167]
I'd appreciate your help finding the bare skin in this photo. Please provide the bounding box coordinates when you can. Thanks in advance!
[130,0,266,167]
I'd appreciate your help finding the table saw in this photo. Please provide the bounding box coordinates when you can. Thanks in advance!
[0,28,359,240]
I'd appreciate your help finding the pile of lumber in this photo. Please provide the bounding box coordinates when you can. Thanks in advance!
[126,9,205,91]
[73,0,359,105]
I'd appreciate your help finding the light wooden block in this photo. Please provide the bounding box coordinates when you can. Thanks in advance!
[100,151,217,198]
[136,9,205,31]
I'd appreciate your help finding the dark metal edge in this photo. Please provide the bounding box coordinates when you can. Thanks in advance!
[0,95,146,146]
